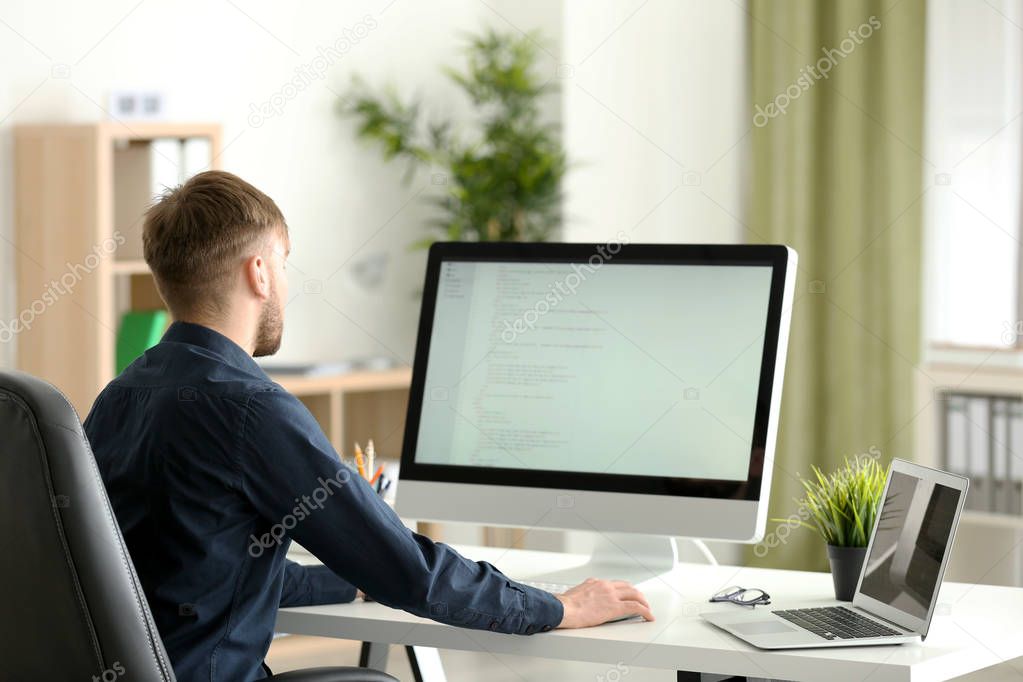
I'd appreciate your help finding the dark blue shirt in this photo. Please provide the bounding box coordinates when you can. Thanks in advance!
[84,321,562,682]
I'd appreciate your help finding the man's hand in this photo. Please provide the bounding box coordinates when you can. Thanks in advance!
[554,578,654,628]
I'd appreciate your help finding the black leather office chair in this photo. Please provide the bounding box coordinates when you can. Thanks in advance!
[0,370,396,682]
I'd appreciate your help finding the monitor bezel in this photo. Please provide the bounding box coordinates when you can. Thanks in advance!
[399,242,793,503]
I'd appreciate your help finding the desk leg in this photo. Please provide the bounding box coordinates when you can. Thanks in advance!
[405,646,448,682]
[358,642,448,682]
[359,641,390,670]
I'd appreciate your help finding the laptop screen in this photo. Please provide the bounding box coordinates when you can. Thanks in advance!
[859,471,963,620]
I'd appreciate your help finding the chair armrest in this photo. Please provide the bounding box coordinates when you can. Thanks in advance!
[265,666,398,682]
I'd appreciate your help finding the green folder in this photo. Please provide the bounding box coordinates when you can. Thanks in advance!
[116,310,168,374]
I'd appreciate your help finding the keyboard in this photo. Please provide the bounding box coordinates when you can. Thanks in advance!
[773,606,904,640]
[519,580,642,624]
[519,580,572,594]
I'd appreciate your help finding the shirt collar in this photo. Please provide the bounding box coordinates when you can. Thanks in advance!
[161,321,269,379]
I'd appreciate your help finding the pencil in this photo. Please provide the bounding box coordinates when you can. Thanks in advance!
[366,439,376,481]
[354,442,367,479]
[369,464,384,485]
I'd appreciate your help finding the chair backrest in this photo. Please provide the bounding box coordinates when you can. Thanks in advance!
[0,370,175,681]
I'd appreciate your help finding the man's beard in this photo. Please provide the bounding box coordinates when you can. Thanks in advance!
[253,284,284,357]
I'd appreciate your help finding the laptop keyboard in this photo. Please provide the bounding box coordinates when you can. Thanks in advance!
[773,606,903,640]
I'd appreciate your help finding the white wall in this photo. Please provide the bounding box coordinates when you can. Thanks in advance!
[0,1,749,557]
[0,0,562,369]
[560,0,749,565]
[1,0,746,366]
[561,0,748,245]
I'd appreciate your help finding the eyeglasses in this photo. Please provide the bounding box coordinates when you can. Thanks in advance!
[710,586,771,608]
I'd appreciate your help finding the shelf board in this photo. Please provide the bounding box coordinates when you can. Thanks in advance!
[101,121,222,142]
[962,509,1023,529]
[271,367,412,395]
[14,122,222,143]
[111,259,151,275]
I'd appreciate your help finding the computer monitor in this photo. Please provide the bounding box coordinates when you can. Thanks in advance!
[398,242,797,574]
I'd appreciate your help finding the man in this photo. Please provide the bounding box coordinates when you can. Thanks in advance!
[84,171,653,682]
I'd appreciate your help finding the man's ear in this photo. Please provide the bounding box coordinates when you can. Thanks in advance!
[244,253,271,302]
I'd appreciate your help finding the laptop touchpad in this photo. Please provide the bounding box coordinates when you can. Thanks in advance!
[733,621,798,635]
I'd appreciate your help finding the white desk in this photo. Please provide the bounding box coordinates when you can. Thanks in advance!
[279,545,1023,682]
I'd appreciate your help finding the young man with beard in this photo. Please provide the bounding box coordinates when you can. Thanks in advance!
[83,171,653,682]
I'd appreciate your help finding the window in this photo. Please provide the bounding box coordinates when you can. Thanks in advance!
[925,0,1023,348]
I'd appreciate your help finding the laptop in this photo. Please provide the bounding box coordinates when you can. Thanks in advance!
[702,459,969,649]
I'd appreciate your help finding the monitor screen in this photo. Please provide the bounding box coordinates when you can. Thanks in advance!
[859,471,962,620]
[412,257,774,483]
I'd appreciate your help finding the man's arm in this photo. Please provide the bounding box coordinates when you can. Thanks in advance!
[281,559,357,607]
[238,388,651,633]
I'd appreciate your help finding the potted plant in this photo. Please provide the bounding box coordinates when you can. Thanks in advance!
[790,457,890,600]
[339,29,567,247]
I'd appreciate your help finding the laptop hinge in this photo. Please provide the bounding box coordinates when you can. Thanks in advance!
[861,609,913,634]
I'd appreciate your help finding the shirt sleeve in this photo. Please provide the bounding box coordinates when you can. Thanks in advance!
[237,387,563,635]
[281,559,357,607]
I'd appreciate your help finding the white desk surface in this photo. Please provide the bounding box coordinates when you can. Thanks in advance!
[279,545,1023,682]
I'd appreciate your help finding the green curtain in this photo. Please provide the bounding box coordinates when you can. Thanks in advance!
[747,0,926,570]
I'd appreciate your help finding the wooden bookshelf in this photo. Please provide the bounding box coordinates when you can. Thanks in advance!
[13,122,432,539]
[13,122,222,414]
[12,123,418,471]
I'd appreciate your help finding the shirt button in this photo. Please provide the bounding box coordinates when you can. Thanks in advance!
[489,620,499,631]
[525,625,535,634]
[541,625,552,632]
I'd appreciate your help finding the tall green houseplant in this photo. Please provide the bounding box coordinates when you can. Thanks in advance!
[340,29,567,246]
[793,457,889,548]
[784,456,891,600]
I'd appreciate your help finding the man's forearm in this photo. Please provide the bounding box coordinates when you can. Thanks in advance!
[280,559,357,607]
[361,533,564,635]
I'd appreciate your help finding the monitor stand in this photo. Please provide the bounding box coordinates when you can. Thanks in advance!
[525,533,679,587]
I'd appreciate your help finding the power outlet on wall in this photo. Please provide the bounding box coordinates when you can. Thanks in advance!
[108,90,166,120]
